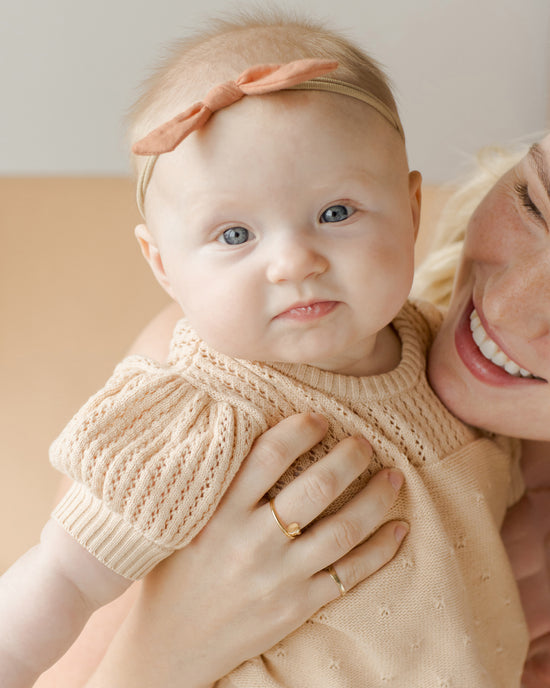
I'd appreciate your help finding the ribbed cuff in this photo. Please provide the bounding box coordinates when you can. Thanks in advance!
[51,482,171,580]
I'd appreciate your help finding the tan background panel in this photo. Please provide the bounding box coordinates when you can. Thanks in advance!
[0,178,450,572]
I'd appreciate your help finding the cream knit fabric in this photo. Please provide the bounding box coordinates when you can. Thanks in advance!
[50,300,528,686]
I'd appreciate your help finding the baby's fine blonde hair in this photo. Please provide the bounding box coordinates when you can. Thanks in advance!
[412,146,527,309]
[127,10,403,176]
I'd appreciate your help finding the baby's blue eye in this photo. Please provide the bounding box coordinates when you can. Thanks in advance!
[219,227,251,245]
[320,205,354,223]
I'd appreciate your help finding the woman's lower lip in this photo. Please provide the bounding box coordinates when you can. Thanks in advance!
[454,300,544,387]
[275,301,339,322]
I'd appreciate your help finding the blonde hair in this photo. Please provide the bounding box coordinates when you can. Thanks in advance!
[127,10,402,176]
[412,146,527,308]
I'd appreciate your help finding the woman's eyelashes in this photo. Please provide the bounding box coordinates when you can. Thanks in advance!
[514,182,545,222]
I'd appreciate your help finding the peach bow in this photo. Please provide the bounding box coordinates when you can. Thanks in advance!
[132,58,339,156]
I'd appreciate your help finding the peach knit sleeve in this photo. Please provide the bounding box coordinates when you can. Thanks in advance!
[49,355,267,580]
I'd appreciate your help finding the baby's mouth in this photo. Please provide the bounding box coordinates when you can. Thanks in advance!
[469,309,536,378]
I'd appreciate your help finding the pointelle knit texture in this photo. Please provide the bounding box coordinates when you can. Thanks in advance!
[50,300,528,687]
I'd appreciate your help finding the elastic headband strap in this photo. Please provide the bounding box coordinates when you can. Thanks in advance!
[288,77,404,139]
[134,59,403,218]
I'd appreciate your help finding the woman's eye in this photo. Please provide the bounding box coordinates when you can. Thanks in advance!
[320,204,355,223]
[515,182,543,221]
[218,227,252,245]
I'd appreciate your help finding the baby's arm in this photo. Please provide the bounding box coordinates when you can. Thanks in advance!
[0,517,131,687]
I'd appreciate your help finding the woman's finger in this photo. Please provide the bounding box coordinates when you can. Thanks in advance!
[291,467,404,574]
[226,413,329,508]
[267,436,373,535]
[310,520,409,605]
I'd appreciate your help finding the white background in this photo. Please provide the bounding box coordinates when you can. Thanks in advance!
[2,0,549,182]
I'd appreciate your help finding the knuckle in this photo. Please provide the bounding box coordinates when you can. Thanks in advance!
[245,573,308,629]
[253,435,289,471]
[228,539,262,576]
[303,467,339,506]
[341,558,362,589]
[250,413,325,472]
[243,556,284,600]
[331,518,363,553]
[272,598,303,629]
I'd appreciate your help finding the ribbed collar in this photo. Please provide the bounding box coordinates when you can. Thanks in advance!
[268,301,431,402]
[169,300,438,405]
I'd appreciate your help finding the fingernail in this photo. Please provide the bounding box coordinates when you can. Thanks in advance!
[352,436,373,455]
[394,522,409,543]
[388,469,404,491]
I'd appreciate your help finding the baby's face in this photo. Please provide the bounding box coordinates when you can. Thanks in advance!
[143,93,420,375]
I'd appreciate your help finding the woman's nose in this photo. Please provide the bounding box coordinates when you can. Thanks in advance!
[482,260,550,340]
[266,237,329,284]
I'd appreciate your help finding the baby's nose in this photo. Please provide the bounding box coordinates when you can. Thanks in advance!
[266,238,329,283]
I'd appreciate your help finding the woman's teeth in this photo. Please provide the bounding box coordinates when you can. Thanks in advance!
[469,309,534,378]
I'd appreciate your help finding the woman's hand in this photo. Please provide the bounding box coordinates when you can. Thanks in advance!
[503,491,550,686]
[501,440,550,687]
[87,412,407,688]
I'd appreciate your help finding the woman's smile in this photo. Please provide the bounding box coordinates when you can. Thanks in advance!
[454,299,546,387]
[469,308,535,378]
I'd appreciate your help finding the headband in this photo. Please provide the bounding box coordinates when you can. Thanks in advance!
[133,58,404,218]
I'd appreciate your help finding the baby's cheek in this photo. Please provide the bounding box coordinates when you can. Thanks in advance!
[184,294,259,357]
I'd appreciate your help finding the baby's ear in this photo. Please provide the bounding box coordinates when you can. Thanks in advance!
[408,170,422,240]
[134,224,176,300]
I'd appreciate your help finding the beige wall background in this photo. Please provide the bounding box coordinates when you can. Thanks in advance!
[1,0,549,571]
[0,180,170,569]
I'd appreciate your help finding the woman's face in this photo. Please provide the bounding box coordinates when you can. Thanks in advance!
[429,134,550,440]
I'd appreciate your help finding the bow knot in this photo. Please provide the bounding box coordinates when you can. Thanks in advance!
[202,80,245,112]
[132,58,339,156]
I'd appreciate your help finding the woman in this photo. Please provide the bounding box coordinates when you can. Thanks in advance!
[423,135,550,686]
[37,136,550,687]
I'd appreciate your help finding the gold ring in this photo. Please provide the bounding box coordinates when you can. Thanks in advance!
[326,564,346,596]
[269,498,302,539]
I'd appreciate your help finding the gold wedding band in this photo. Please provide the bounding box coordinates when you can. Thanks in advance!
[326,564,346,596]
[269,498,302,539]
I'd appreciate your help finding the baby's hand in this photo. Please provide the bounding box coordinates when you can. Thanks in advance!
[0,518,130,687]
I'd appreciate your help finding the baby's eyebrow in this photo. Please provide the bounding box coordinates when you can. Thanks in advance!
[528,143,550,202]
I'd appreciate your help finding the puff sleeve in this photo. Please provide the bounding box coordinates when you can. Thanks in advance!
[50,355,267,580]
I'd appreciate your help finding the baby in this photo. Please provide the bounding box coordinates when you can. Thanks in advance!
[0,14,528,688]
